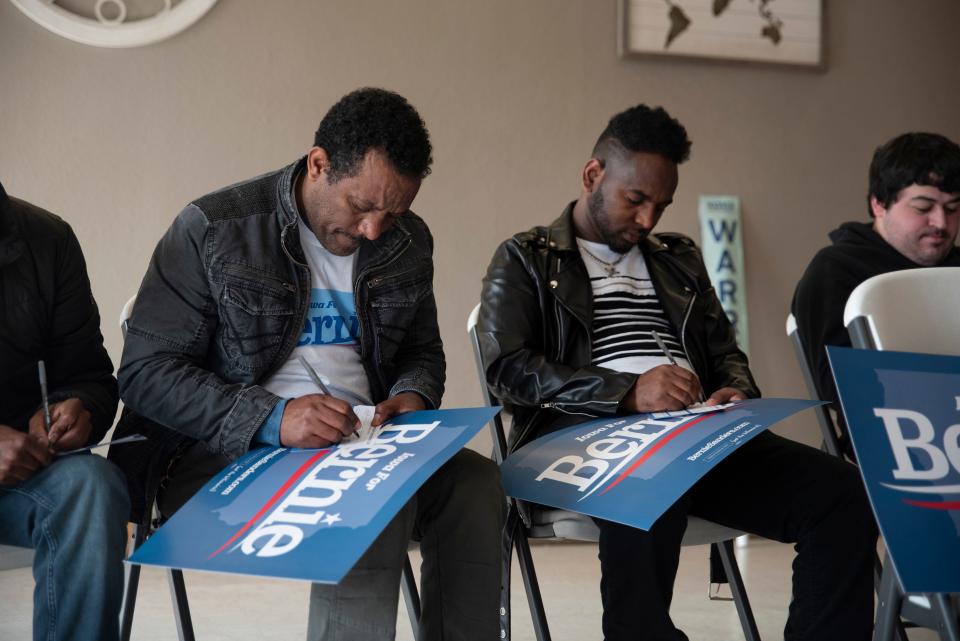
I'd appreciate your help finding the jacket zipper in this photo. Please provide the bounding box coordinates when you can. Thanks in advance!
[540,400,618,413]
[366,261,418,288]
[260,223,310,383]
[354,235,413,398]
[678,288,705,401]
[544,253,621,414]
[223,262,296,293]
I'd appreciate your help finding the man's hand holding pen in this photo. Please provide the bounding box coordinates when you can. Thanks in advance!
[620,364,703,413]
[29,398,93,451]
[279,394,361,448]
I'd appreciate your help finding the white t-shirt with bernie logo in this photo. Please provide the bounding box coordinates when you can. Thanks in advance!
[260,217,373,406]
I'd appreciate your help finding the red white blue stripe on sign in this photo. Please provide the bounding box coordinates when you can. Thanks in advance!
[128,407,499,584]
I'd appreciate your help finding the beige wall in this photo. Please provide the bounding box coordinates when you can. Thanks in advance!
[2,0,959,447]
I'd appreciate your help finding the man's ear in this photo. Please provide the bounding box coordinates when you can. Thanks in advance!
[306,147,330,181]
[582,158,605,194]
[869,195,887,219]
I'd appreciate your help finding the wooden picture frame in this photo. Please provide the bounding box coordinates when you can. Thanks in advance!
[619,0,824,68]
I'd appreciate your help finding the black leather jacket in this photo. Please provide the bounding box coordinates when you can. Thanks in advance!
[111,158,444,520]
[478,204,759,451]
[0,183,118,440]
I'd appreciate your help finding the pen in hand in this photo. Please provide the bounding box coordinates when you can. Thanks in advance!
[651,330,705,403]
[38,360,52,434]
[651,330,678,367]
[297,355,332,396]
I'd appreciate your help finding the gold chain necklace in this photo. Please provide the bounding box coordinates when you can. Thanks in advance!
[579,244,627,277]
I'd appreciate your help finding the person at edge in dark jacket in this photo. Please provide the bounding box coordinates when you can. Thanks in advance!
[793,132,960,457]
[110,89,505,641]
[0,181,129,641]
[477,104,876,641]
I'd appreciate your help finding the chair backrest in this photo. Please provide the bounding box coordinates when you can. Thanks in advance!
[843,267,960,353]
[119,295,137,339]
[466,304,509,465]
[785,313,843,458]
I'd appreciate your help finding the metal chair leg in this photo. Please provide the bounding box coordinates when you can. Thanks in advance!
[515,526,551,641]
[401,554,422,641]
[168,569,195,641]
[873,551,910,641]
[119,524,147,641]
[931,593,960,641]
[873,561,902,641]
[716,539,761,641]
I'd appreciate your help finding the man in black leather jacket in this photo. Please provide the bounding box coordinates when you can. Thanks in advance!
[478,105,875,641]
[112,89,504,641]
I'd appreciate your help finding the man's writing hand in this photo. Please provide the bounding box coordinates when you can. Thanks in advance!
[621,365,703,413]
[279,394,360,448]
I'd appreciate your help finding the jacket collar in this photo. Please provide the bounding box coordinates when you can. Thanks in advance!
[544,201,675,256]
[0,183,24,267]
[276,157,305,228]
[542,202,580,252]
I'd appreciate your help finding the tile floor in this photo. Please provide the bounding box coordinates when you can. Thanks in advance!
[0,537,942,640]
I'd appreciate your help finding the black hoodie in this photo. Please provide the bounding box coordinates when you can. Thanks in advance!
[792,221,960,433]
[0,182,118,441]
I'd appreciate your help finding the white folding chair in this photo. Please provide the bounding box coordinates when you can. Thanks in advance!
[468,305,761,641]
[785,314,845,458]
[844,267,960,356]
[843,267,960,641]
[787,312,913,641]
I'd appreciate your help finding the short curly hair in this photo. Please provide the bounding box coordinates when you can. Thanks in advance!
[867,132,960,217]
[314,87,433,183]
[593,104,691,164]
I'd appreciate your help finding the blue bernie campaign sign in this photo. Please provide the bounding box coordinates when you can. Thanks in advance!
[129,407,498,584]
[500,398,818,531]
[828,346,960,593]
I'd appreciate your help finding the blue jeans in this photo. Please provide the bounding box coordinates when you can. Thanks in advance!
[307,449,506,641]
[0,454,130,641]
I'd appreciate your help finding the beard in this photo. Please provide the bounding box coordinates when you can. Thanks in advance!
[588,189,640,253]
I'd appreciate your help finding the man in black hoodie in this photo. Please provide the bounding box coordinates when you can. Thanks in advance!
[793,132,960,453]
[0,181,129,640]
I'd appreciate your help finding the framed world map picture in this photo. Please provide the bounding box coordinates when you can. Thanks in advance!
[619,0,823,67]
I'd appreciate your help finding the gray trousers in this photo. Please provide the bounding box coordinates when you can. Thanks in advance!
[160,445,506,641]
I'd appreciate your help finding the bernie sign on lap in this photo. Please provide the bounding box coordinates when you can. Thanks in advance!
[500,398,819,531]
[828,346,960,593]
[128,407,499,584]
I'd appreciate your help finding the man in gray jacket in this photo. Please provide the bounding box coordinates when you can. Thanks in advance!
[113,88,504,641]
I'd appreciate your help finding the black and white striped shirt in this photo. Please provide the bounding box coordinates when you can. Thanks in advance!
[577,238,693,376]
